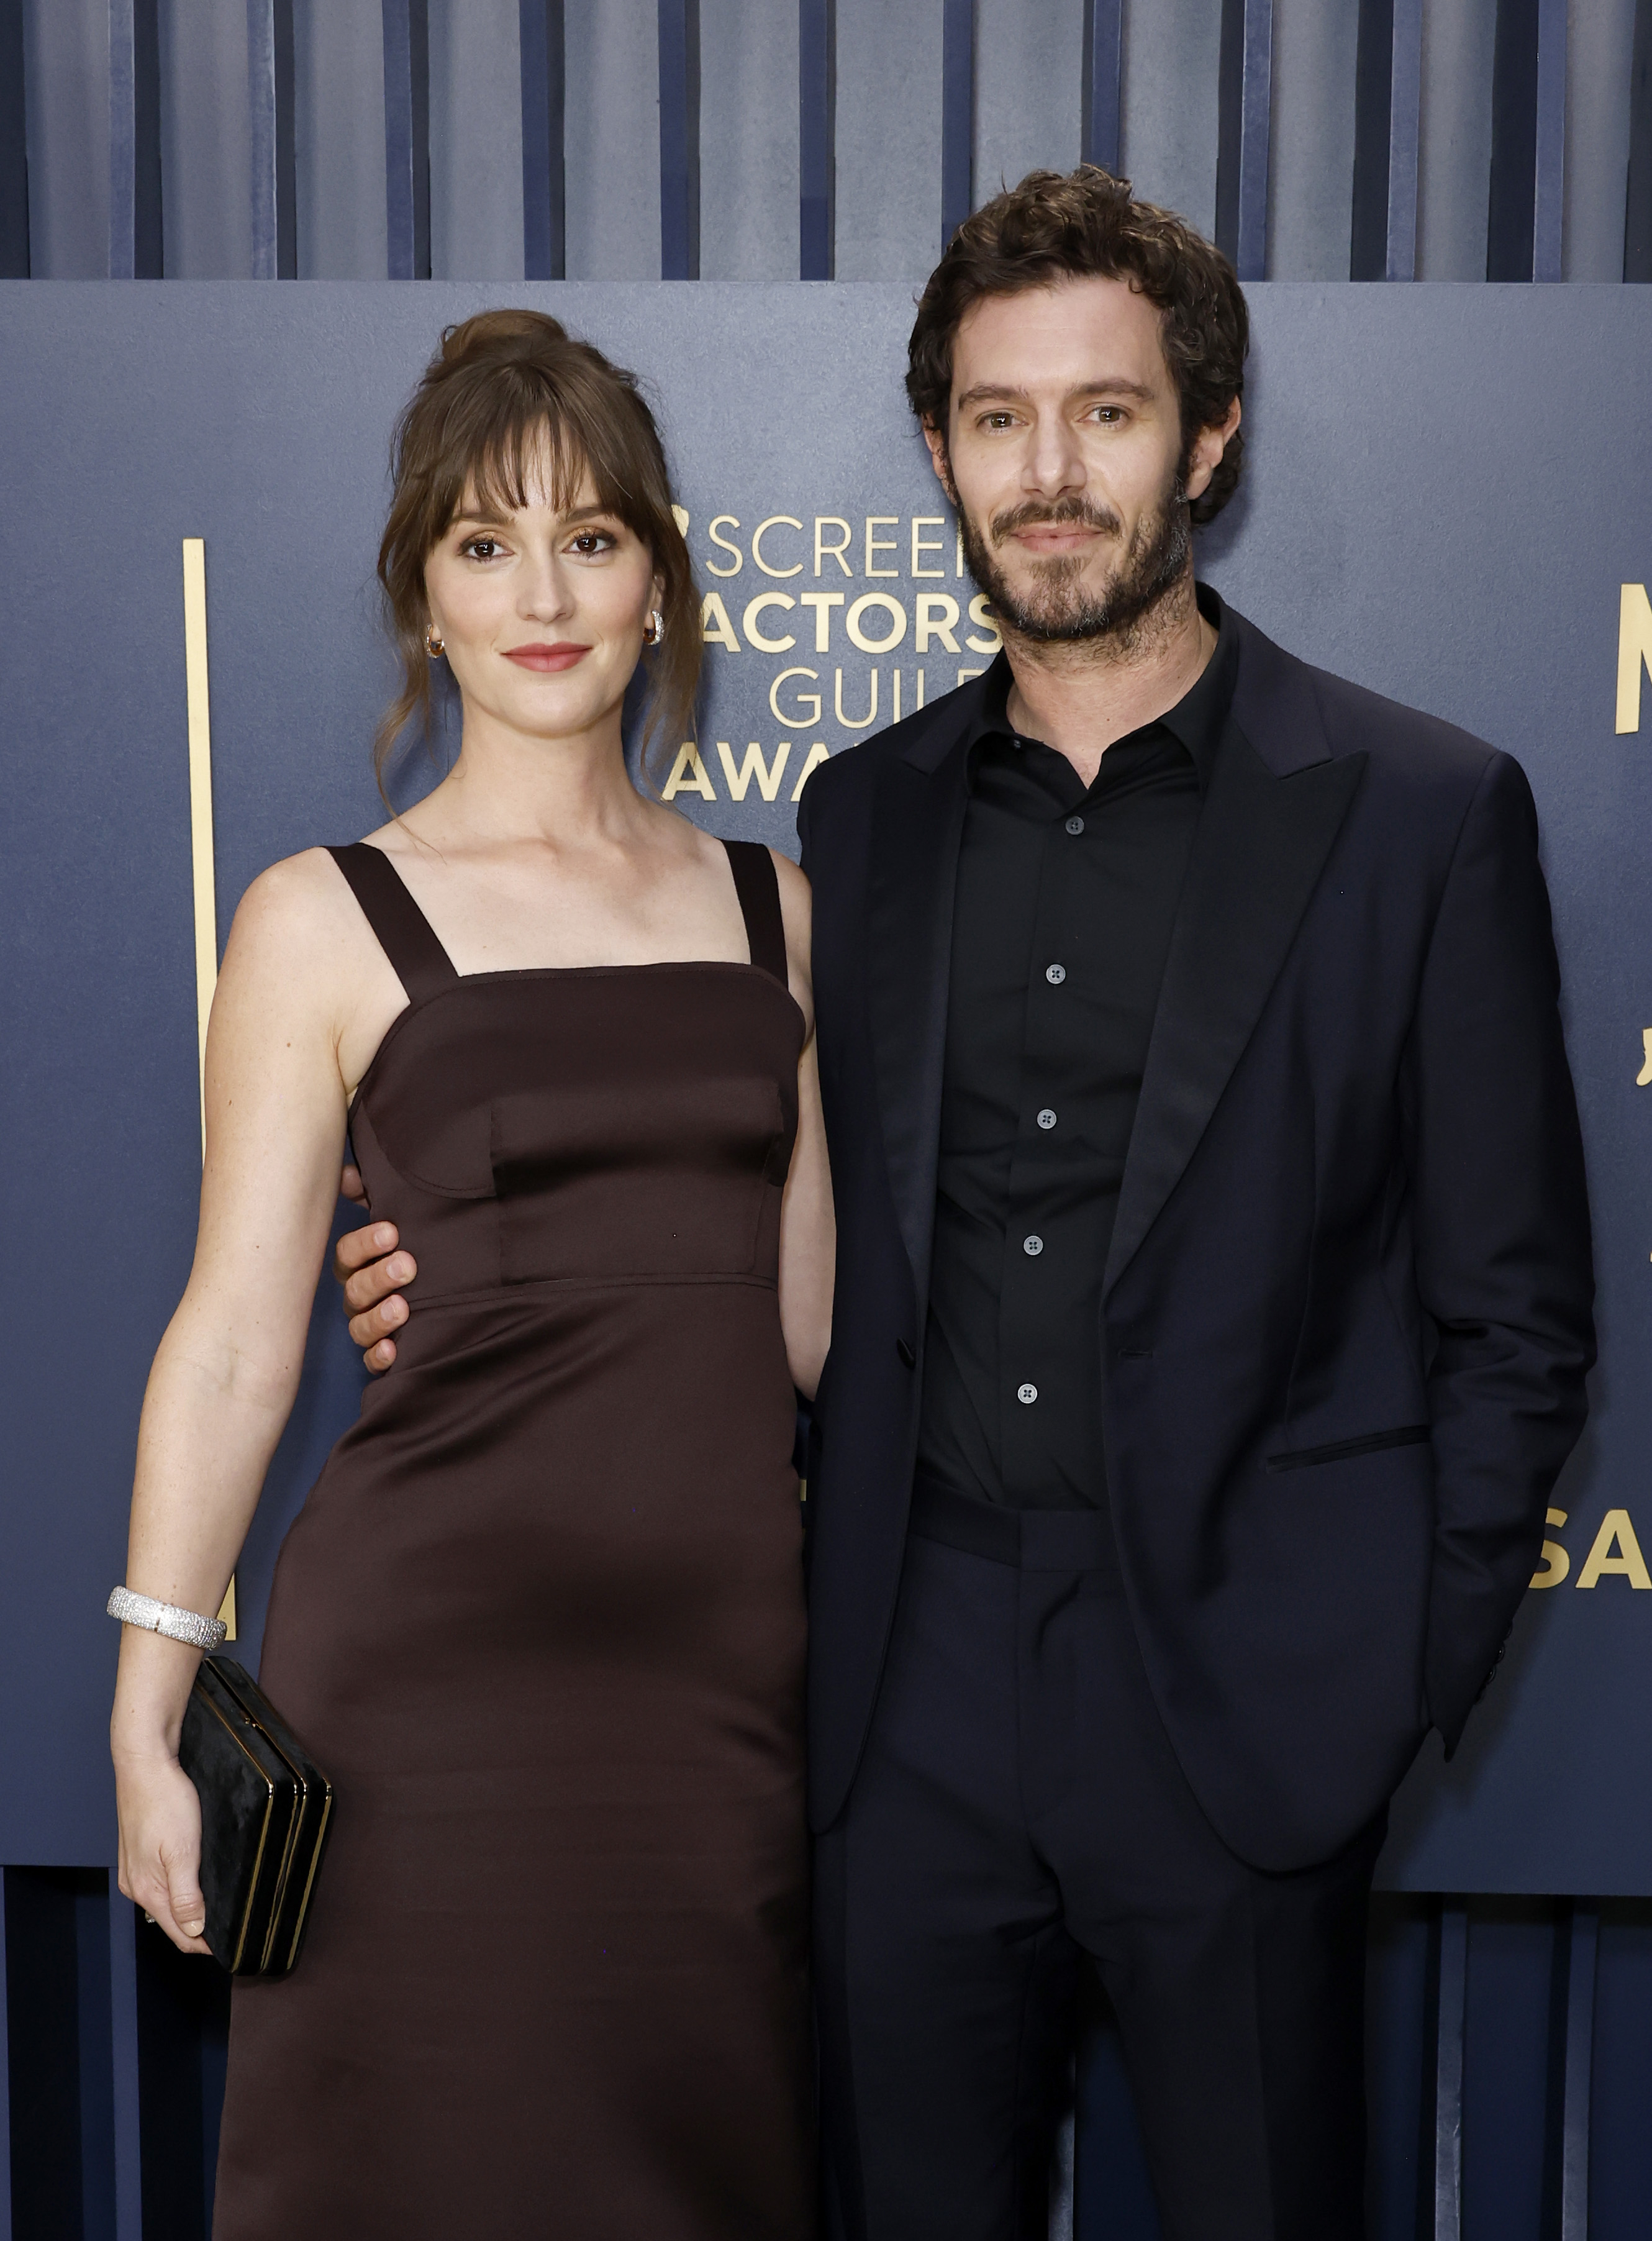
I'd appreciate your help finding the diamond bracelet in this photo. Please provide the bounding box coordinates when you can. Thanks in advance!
[107,1585,227,1652]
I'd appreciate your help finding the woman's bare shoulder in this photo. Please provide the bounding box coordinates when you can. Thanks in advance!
[223,846,376,981]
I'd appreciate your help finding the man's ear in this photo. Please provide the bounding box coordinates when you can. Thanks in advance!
[1182,395,1242,504]
[922,418,957,502]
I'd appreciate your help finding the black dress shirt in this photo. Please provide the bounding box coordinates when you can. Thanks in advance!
[916,589,1239,1511]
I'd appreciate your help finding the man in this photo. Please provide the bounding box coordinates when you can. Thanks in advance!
[339,170,1594,2238]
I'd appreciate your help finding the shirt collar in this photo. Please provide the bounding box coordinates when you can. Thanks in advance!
[964,582,1237,794]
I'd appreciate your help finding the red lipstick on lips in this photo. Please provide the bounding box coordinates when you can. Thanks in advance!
[502,642,591,672]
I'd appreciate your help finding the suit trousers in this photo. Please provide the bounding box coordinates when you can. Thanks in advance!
[813,1482,1386,2241]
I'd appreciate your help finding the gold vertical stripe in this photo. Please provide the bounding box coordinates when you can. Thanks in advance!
[182,539,237,1643]
[182,538,218,1154]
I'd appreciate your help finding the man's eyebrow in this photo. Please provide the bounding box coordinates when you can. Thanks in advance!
[955,376,1158,411]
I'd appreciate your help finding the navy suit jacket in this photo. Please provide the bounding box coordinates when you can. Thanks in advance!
[796,599,1595,1873]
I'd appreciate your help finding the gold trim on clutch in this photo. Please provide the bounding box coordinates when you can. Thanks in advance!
[196,1689,276,1973]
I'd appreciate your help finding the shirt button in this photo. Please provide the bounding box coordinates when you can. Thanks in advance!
[1023,1235,1043,1256]
[1045,963,1066,984]
[1037,1108,1057,1130]
[1064,815,1085,835]
[1017,1383,1038,1405]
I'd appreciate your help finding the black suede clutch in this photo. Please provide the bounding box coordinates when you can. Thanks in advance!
[177,1656,334,1978]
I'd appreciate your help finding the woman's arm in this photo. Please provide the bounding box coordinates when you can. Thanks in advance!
[773,855,833,1401]
[111,853,367,1952]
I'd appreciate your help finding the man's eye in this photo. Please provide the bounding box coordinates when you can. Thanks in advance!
[1092,406,1125,424]
[982,414,1017,431]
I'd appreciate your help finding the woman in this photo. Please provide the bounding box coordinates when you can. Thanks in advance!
[109,309,831,2238]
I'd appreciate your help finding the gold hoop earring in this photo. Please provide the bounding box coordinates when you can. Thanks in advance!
[643,609,666,647]
[424,624,445,658]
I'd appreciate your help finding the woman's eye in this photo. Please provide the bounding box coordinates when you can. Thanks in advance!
[570,529,616,555]
[462,537,503,561]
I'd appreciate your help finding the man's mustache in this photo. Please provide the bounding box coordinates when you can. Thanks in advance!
[989,497,1122,543]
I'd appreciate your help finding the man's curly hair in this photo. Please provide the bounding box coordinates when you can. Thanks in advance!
[906,166,1248,526]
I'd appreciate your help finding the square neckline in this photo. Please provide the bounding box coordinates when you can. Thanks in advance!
[334,835,788,985]
[329,839,805,1129]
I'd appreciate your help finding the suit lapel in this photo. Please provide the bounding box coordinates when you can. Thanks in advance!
[1105,622,1366,1293]
[866,723,973,1308]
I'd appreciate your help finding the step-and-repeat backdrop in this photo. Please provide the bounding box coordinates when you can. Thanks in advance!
[2,280,1648,1893]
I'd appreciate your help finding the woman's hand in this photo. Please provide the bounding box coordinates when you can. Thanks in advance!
[114,1746,211,1954]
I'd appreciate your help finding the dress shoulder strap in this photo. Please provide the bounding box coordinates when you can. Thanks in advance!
[722,839,789,989]
[327,843,460,1006]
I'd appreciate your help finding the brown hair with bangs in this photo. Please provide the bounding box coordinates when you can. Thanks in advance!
[907,167,1248,525]
[374,308,700,789]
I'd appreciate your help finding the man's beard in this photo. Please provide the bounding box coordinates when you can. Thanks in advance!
[955,473,1191,646]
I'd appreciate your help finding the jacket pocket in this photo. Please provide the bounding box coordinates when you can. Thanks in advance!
[1266,1424,1430,1473]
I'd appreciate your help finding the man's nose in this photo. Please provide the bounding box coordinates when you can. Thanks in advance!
[1021,411,1084,496]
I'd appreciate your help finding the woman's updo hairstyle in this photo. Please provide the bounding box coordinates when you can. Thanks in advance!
[375,308,700,786]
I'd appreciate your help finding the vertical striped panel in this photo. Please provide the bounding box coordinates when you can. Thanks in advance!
[1558,1899,1599,2240]
[109,1886,142,2241]
[1386,0,1421,277]
[940,0,974,250]
[1531,0,1564,278]
[0,1871,9,2241]
[1352,0,1397,279]
[108,0,163,278]
[1353,0,1423,278]
[1081,0,1122,173]
[1630,0,1652,280]
[1416,0,1497,279]
[383,0,431,278]
[1119,0,1223,242]
[700,0,799,279]
[520,0,565,278]
[1487,0,1538,278]
[799,0,835,276]
[248,0,296,280]
[659,0,700,278]
[0,0,27,275]
[974,0,1083,198]
[1561,0,1636,280]
[1215,0,1271,278]
[1432,1898,1468,2241]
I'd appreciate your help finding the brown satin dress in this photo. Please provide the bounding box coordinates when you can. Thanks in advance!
[212,839,814,2240]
